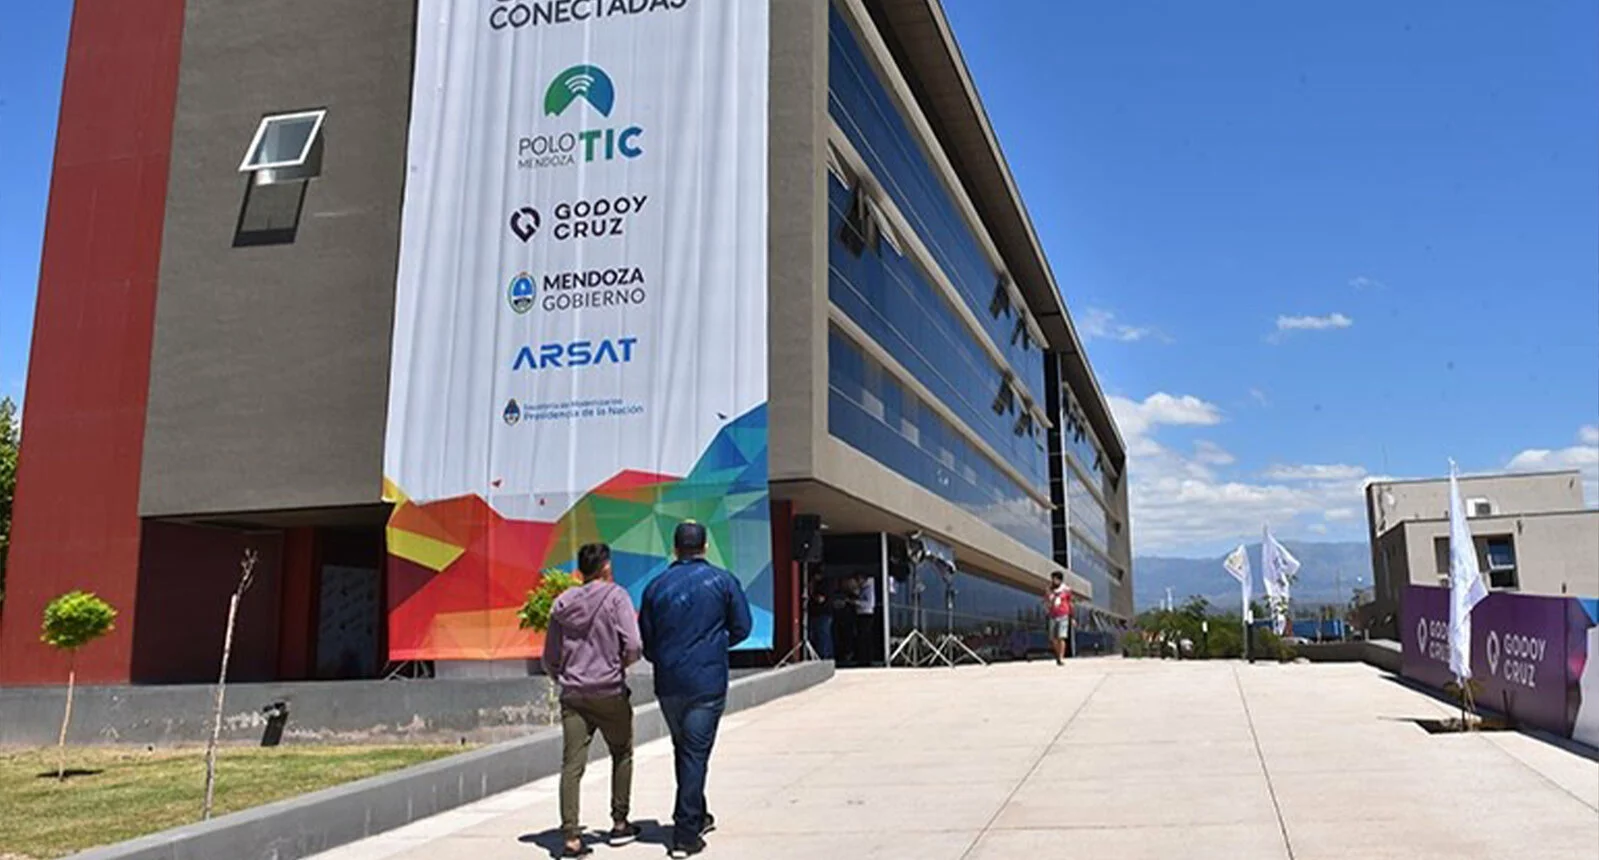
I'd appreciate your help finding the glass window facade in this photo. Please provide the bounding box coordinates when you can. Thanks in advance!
[888,559,1050,661]
[1065,466,1111,552]
[830,328,1052,556]
[827,6,1045,402]
[828,176,1048,491]
[1069,538,1118,609]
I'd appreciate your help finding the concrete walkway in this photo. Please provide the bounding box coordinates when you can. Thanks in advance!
[311,660,1599,860]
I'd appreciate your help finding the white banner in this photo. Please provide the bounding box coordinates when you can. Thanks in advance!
[382,0,771,658]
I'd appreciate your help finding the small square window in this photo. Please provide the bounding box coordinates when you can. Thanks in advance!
[240,109,327,173]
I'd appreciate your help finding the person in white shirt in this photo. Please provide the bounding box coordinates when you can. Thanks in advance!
[853,573,878,666]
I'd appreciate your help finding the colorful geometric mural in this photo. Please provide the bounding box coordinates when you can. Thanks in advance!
[386,406,774,661]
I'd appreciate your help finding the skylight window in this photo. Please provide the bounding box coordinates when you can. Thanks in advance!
[239,110,327,174]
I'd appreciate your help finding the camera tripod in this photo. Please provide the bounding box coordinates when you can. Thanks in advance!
[776,561,822,667]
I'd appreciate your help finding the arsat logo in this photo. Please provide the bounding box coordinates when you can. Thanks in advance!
[489,0,691,31]
[503,399,522,425]
[506,195,647,242]
[513,337,639,371]
[519,65,643,170]
[508,272,536,314]
[510,207,541,242]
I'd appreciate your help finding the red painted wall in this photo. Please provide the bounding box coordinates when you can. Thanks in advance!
[129,523,284,685]
[0,0,185,685]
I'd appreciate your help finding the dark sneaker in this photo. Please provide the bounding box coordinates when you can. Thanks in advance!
[700,813,717,836]
[608,822,642,846]
[669,835,706,858]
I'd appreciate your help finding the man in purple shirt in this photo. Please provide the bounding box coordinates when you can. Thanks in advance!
[543,543,644,857]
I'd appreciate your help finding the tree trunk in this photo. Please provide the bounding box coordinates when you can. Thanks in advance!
[57,656,76,781]
[203,591,242,820]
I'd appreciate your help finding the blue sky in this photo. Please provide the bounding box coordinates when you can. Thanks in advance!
[943,0,1599,554]
[0,1,69,415]
[0,2,1594,556]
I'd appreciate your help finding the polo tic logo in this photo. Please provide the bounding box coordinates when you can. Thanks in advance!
[519,64,642,170]
[545,65,615,116]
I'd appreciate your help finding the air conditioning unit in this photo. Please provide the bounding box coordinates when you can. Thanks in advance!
[1468,498,1494,517]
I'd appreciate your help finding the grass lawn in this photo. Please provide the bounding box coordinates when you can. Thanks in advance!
[0,744,468,860]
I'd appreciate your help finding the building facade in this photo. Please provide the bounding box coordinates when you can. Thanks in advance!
[1366,470,1599,636]
[1,0,1129,685]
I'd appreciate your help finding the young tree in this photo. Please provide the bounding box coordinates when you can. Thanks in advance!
[518,569,582,724]
[203,548,259,820]
[40,590,117,780]
[0,396,19,609]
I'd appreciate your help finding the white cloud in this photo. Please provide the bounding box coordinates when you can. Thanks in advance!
[1308,524,1330,535]
[1108,392,1223,439]
[1113,391,1374,554]
[1080,308,1163,343]
[1276,313,1354,332]
[1249,388,1270,407]
[1323,508,1359,522]
[1348,276,1384,291]
[1262,464,1369,482]
[1506,425,1599,505]
[1193,440,1235,466]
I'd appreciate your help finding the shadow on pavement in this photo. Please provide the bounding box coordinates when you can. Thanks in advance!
[1378,672,1599,762]
[520,819,671,858]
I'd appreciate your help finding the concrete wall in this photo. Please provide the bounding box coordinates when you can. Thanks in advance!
[1366,471,1586,541]
[767,0,829,482]
[140,0,414,517]
[0,666,768,748]
[1385,511,1599,600]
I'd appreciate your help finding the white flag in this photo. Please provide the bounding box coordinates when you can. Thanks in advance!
[1224,544,1253,622]
[1262,527,1299,635]
[1447,462,1489,679]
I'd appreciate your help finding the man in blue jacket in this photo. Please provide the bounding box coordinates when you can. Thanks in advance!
[639,521,752,858]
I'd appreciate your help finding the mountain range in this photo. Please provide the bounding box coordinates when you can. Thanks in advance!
[1133,541,1372,611]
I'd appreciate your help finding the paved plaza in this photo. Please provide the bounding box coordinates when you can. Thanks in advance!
[313,660,1599,860]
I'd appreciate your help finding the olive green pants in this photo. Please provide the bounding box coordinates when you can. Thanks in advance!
[559,693,634,838]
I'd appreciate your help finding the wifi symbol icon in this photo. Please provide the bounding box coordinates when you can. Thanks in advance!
[544,64,616,117]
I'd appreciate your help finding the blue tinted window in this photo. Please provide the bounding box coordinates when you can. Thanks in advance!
[828,7,1046,402]
[1066,466,1111,553]
[1069,539,1119,608]
[828,329,1052,556]
[888,560,1049,660]
[829,176,1048,491]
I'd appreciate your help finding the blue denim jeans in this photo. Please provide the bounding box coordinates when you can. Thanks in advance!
[657,694,726,841]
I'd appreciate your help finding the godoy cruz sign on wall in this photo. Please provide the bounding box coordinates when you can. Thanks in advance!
[1403,585,1599,746]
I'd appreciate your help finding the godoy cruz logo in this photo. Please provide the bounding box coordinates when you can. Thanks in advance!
[506,196,647,242]
[510,207,541,242]
[519,65,643,170]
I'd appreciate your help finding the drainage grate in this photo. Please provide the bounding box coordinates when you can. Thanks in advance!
[1411,717,1515,735]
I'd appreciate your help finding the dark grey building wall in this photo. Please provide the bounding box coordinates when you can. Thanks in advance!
[141,0,415,517]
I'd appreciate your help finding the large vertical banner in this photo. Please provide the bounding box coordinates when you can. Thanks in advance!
[383,0,771,660]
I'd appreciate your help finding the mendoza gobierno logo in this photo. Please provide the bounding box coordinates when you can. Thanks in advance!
[489,0,691,30]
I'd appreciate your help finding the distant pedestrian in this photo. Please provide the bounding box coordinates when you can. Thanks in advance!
[639,522,753,858]
[1046,572,1073,665]
[542,543,644,858]
[853,572,880,666]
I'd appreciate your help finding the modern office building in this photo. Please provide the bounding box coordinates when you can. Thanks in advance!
[1365,470,1599,636]
[1,0,1130,685]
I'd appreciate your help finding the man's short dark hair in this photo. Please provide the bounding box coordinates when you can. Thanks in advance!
[578,543,611,577]
[1051,571,1065,584]
[674,521,708,554]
